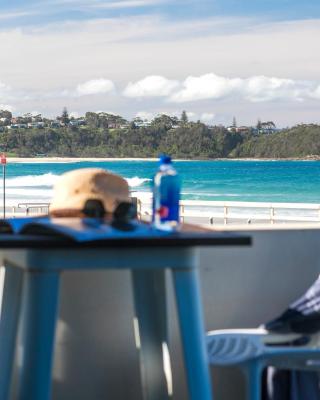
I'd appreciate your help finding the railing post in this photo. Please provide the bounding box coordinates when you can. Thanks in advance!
[136,199,142,220]
[130,199,320,226]
[270,206,275,225]
[180,204,185,223]
[224,204,228,225]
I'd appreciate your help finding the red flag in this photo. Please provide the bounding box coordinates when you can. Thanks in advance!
[1,154,6,165]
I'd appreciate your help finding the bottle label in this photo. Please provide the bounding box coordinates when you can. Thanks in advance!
[156,205,169,218]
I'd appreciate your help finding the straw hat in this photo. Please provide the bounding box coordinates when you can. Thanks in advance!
[50,168,130,215]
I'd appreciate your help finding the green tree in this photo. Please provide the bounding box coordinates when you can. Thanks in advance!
[232,116,237,127]
[256,119,262,130]
[61,107,69,125]
[0,110,12,120]
[152,114,173,130]
[181,110,188,124]
[85,112,100,128]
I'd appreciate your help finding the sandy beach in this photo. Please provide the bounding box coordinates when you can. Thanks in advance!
[5,156,320,163]
[6,157,159,163]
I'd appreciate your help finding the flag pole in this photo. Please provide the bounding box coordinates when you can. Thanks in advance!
[1,154,6,219]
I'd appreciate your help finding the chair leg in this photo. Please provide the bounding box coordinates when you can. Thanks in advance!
[17,271,60,400]
[243,362,263,400]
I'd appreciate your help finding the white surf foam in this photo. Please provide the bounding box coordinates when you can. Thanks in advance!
[5,173,150,189]
[6,173,59,188]
[126,176,151,187]
[2,173,151,205]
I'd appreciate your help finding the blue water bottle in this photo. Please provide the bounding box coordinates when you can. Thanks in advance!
[153,155,181,230]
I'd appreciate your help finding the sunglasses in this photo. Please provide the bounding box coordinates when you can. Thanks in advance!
[50,199,137,222]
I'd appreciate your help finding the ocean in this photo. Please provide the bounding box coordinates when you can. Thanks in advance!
[1,160,320,206]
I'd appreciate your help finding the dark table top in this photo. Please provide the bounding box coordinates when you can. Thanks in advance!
[0,218,251,249]
[0,232,250,249]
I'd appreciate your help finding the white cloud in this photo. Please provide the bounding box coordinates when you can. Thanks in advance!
[186,111,196,119]
[76,79,115,96]
[0,81,11,93]
[242,76,310,102]
[123,75,179,97]
[0,10,40,20]
[42,0,164,9]
[90,0,165,9]
[0,104,14,112]
[1,16,320,125]
[310,85,320,100]
[135,111,154,120]
[169,73,242,102]
[183,111,215,124]
[70,111,80,118]
[200,112,215,124]
[167,73,319,103]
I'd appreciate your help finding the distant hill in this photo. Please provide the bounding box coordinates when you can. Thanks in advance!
[231,124,320,159]
[0,122,320,159]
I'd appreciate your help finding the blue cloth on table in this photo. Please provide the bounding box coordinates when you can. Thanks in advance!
[0,217,173,241]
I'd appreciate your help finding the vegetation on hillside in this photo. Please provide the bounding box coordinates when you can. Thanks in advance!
[231,124,320,158]
[0,109,319,159]
[0,122,243,158]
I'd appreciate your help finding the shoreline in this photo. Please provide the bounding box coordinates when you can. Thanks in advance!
[5,156,320,163]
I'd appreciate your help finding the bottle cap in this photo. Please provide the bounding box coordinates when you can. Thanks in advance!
[159,154,172,164]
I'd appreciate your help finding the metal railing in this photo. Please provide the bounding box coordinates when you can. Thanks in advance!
[12,202,50,217]
[137,199,320,225]
[9,199,320,225]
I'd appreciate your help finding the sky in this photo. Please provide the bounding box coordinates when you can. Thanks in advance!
[0,0,320,127]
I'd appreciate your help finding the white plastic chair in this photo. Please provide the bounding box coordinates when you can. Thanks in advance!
[207,328,320,399]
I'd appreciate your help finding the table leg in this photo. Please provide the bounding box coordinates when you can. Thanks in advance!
[17,271,60,400]
[131,270,172,400]
[0,264,23,400]
[172,267,213,400]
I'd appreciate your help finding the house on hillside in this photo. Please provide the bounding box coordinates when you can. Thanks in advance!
[27,122,45,129]
[227,126,251,133]
[69,119,86,127]
[50,121,62,128]
[31,114,43,122]
[132,117,151,128]
[106,121,119,129]
[253,121,277,135]
[237,126,251,133]
[9,124,27,129]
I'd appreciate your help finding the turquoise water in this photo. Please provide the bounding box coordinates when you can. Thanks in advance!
[2,160,320,204]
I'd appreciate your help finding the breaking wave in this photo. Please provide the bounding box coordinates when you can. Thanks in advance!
[5,173,150,188]
[6,173,59,188]
[126,176,151,187]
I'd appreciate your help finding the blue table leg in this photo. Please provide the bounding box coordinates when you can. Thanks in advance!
[17,271,60,400]
[132,270,172,400]
[244,361,263,400]
[0,264,23,400]
[173,267,213,400]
